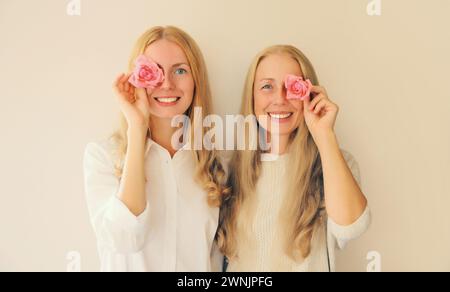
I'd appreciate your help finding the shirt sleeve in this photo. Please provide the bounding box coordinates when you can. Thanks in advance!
[327,150,371,249]
[83,141,151,254]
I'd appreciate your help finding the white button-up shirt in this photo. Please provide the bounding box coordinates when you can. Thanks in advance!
[83,137,221,272]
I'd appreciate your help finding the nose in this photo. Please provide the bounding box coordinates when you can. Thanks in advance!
[159,72,175,90]
[272,86,288,105]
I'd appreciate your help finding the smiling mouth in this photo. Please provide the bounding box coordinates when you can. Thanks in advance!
[154,97,181,105]
[268,112,293,120]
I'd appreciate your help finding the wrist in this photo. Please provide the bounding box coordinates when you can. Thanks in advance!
[314,130,338,152]
[127,126,148,141]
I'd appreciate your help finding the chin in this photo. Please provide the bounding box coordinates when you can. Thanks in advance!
[150,110,186,119]
[265,122,296,135]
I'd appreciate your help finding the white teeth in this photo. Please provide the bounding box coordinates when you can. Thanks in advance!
[269,113,292,119]
[156,97,179,103]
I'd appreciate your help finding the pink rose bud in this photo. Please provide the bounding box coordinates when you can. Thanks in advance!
[128,55,165,89]
[285,74,313,100]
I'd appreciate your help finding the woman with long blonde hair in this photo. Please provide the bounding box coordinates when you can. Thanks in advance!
[83,26,228,271]
[218,45,371,272]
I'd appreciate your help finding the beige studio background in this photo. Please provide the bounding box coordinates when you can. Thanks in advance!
[0,0,449,272]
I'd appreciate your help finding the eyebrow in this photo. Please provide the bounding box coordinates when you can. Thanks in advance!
[258,78,275,83]
[154,62,190,70]
[171,63,190,68]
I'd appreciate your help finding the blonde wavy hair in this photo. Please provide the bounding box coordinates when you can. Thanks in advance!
[217,45,326,262]
[109,26,229,207]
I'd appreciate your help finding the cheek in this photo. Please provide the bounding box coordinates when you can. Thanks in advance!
[177,76,195,96]
[146,87,153,96]
[290,100,304,115]
[292,102,304,127]
[177,77,195,111]
[253,93,268,116]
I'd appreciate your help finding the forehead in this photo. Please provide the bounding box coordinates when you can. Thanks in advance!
[144,39,188,66]
[255,53,303,81]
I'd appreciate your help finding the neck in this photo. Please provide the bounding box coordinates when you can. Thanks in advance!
[149,116,179,157]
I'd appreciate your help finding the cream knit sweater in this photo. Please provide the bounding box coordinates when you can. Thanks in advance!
[227,150,371,272]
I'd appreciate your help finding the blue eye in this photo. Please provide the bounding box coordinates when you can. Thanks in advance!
[175,68,188,75]
[261,84,273,90]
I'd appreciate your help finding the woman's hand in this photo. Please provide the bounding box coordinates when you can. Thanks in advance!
[114,73,151,132]
[303,85,339,148]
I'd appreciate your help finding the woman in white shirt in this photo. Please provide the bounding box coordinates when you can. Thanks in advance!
[83,26,228,272]
[217,45,371,272]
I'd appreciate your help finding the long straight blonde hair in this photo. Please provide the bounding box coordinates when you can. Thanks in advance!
[218,45,325,261]
[110,26,229,207]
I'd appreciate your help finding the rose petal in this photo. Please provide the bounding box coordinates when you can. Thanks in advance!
[285,74,312,100]
[128,55,165,89]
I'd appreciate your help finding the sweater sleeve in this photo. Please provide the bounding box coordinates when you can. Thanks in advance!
[83,141,151,254]
[327,150,371,249]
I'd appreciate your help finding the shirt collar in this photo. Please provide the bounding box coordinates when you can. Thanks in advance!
[145,136,190,157]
